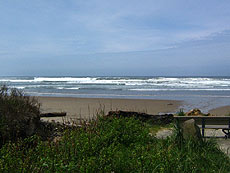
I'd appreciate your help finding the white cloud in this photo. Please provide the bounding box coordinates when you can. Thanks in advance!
[0,0,230,57]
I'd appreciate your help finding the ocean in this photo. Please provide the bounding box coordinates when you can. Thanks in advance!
[1,76,230,112]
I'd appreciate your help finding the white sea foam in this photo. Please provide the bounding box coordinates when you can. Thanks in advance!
[129,88,230,91]
[1,77,230,86]
[1,77,230,93]
[56,87,65,89]
[34,77,97,82]
[0,79,34,83]
[14,86,26,89]
[66,87,80,90]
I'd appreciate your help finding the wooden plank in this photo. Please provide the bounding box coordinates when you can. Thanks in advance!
[174,116,230,125]
[197,125,230,129]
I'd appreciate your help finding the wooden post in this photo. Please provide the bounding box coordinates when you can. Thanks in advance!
[202,118,205,137]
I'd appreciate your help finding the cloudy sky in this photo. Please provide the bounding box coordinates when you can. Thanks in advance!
[0,0,230,76]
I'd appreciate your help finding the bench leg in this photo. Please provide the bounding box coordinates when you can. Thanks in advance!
[222,129,230,139]
[202,119,205,137]
[202,128,205,137]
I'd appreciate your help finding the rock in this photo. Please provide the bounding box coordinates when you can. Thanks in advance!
[181,119,202,140]
[206,113,214,116]
[186,109,203,116]
[107,110,174,124]
[185,109,214,116]
[155,129,174,139]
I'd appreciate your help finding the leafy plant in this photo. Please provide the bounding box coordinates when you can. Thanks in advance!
[177,108,186,116]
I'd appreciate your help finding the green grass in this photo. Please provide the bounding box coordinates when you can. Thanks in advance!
[0,116,230,172]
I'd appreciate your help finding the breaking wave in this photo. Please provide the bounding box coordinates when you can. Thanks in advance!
[1,76,230,96]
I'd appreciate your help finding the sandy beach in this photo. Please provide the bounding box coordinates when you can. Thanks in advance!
[209,106,230,116]
[37,96,230,123]
[38,97,182,122]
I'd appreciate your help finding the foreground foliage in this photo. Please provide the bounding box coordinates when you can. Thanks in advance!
[0,116,230,172]
[0,86,40,145]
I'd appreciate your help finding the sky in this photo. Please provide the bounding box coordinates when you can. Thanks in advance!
[0,0,230,76]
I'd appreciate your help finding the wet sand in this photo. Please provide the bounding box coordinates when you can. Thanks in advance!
[209,106,230,116]
[37,97,182,122]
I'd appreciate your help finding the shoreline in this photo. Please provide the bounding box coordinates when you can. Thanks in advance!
[37,96,182,122]
[37,96,230,122]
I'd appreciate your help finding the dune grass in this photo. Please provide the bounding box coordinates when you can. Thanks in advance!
[0,86,40,145]
[0,116,230,172]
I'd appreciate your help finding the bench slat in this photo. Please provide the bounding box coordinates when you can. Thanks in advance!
[197,125,230,129]
[174,116,230,126]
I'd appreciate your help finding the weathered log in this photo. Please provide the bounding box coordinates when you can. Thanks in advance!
[40,112,67,118]
[107,110,174,124]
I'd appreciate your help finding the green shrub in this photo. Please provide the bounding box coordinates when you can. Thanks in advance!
[0,85,40,144]
[0,116,230,172]
[177,108,186,116]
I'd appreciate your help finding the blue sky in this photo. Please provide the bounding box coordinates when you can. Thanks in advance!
[0,0,230,76]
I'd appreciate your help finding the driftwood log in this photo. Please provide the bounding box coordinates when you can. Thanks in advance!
[107,110,174,124]
[40,112,67,118]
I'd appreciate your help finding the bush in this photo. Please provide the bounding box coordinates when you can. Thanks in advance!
[0,116,230,172]
[177,108,185,116]
[0,85,40,145]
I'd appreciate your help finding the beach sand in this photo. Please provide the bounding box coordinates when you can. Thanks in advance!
[208,106,230,116]
[37,97,182,122]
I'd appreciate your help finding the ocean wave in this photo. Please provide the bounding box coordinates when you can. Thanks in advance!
[34,77,98,82]
[0,79,34,83]
[56,87,65,90]
[65,87,80,90]
[129,88,230,91]
[13,86,26,89]
[0,76,230,84]
[1,77,230,92]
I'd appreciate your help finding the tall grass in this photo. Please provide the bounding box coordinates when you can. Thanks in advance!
[0,86,40,145]
[0,116,229,172]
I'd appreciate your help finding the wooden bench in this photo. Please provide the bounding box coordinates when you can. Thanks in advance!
[174,116,230,138]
